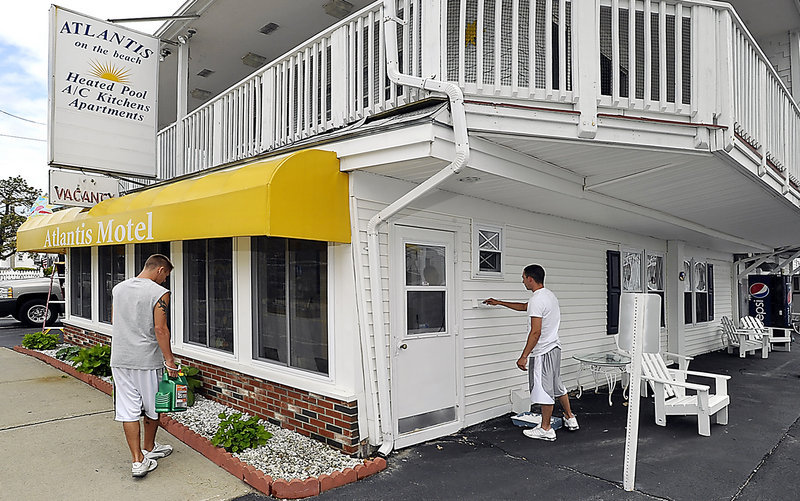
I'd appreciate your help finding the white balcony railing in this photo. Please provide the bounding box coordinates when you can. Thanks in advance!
[151,0,800,193]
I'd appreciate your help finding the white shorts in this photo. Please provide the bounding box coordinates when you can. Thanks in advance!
[112,367,162,421]
[528,347,567,405]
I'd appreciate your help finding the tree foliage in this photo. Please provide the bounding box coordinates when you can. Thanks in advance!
[0,176,42,260]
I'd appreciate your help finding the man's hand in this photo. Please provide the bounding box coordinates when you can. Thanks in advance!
[483,298,501,306]
[164,359,180,377]
[516,355,528,371]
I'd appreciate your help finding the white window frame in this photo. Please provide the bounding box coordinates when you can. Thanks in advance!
[471,221,504,279]
[683,257,712,326]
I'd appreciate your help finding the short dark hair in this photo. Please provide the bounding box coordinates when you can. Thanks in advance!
[523,264,545,284]
[144,253,173,272]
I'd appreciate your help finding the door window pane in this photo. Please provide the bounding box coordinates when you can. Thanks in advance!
[646,254,663,291]
[98,245,126,323]
[406,244,445,286]
[252,237,328,374]
[407,291,446,334]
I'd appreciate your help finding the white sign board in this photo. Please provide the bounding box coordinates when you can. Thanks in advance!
[48,5,158,177]
[49,169,119,207]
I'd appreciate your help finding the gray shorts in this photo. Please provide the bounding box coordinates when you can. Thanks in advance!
[528,347,567,405]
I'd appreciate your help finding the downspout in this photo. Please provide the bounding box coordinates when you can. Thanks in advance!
[369,0,470,456]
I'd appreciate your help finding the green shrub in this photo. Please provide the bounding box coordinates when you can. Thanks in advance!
[182,366,202,407]
[73,345,111,377]
[22,331,59,350]
[55,346,82,361]
[211,412,272,453]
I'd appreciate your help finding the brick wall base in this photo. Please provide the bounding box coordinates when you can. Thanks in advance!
[63,323,361,454]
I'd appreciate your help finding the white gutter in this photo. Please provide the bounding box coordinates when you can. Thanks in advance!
[367,0,471,456]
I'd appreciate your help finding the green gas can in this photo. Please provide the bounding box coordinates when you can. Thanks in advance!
[155,371,188,413]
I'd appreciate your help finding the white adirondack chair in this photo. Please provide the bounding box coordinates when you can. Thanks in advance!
[720,316,769,358]
[740,316,791,352]
[640,353,730,436]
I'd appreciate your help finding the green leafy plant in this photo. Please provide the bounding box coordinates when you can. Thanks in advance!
[21,331,59,350]
[211,412,272,453]
[72,345,111,377]
[181,365,202,407]
[55,346,82,361]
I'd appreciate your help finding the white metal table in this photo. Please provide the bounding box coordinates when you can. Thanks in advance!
[573,351,631,406]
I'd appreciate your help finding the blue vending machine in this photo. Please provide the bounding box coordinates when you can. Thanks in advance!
[748,275,792,328]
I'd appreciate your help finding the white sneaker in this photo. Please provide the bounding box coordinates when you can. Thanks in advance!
[144,442,173,459]
[523,425,556,441]
[132,457,157,477]
[563,415,579,431]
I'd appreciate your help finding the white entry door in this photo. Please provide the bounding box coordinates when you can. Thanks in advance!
[391,225,460,448]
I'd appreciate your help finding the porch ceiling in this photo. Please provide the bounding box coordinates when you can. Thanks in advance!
[155,0,375,128]
[356,130,800,254]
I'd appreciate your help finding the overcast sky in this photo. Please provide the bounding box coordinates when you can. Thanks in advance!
[0,1,183,193]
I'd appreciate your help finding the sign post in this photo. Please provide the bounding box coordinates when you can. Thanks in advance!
[619,293,661,491]
[48,5,159,178]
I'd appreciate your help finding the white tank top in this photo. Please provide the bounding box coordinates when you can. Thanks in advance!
[110,277,169,370]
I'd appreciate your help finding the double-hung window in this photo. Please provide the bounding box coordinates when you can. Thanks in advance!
[184,238,233,353]
[98,245,126,324]
[70,247,91,319]
[684,259,714,325]
[252,237,329,375]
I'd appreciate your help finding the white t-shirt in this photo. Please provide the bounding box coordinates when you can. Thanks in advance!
[527,287,561,356]
[110,277,169,370]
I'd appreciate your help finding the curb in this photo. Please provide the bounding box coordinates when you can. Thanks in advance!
[12,346,387,499]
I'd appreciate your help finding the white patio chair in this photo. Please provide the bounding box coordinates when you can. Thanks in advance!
[640,353,730,436]
[740,316,791,352]
[720,316,768,358]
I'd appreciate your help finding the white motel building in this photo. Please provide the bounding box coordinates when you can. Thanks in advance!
[18,0,800,454]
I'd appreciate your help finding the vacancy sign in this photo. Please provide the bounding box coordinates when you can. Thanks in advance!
[48,5,158,177]
[49,169,119,208]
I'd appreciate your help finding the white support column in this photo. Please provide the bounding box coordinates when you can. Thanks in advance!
[790,30,800,104]
[715,9,735,152]
[731,257,740,324]
[692,6,716,149]
[666,240,686,357]
[421,0,442,80]
[574,0,599,138]
[330,26,349,128]
[176,42,189,176]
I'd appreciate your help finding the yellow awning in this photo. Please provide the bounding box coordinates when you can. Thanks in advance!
[17,149,349,253]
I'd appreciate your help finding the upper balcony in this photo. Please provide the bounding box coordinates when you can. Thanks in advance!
[145,0,800,245]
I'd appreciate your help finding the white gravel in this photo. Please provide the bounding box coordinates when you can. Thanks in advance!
[31,345,362,480]
[170,395,363,480]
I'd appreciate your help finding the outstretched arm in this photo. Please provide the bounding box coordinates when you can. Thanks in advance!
[154,292,178,376]
[483,298,528,311]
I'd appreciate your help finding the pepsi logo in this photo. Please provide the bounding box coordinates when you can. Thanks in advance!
[750,283,770,299]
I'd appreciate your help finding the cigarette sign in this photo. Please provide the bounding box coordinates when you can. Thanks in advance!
[48,5,158,177]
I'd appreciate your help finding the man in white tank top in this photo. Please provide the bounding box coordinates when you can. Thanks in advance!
[110,253,179,477]
[484,264,579,441]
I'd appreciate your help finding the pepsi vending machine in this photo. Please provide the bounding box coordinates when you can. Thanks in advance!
[748,275,792,328]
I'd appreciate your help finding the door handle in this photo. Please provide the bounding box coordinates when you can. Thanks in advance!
[398,343,408,350]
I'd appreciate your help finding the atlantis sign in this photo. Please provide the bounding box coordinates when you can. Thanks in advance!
[49,6,158,177]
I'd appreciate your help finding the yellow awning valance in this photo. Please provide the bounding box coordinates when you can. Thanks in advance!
[17,149,349,253]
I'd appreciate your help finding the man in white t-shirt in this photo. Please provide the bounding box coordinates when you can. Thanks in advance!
[484,264,578,441]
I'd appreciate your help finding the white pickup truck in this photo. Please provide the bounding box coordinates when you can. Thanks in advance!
[0,277,63,327]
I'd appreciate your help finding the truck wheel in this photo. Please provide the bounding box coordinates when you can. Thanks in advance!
[19,299,56,327]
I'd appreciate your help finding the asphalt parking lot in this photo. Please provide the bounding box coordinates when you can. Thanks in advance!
[0,316,61,348]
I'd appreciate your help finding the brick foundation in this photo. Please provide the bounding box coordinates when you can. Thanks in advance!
[63,323,361,454]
